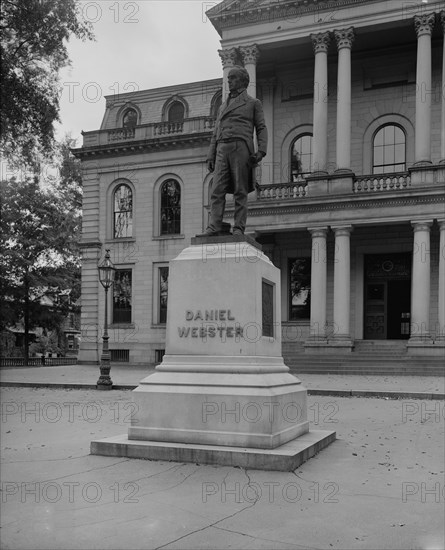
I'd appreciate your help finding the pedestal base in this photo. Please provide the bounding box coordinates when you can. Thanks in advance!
[128,355,309,450]
[91,430,336,472]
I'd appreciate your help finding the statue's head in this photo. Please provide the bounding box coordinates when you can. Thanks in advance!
[228,66,250,88]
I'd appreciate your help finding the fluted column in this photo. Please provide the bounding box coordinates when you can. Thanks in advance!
[311,32,330,174]
[239,44,260,98]
[308,227,328,341]
[332,226,353,347]
[218,47,238,101]
[409,221,433,342]
[414,13,435,165]
[441,12,445,163]
[334,27,354,172]
[436,220,445,342]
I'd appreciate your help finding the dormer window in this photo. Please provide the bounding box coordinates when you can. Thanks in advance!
[123,108,138,128]
[168,102,185,123]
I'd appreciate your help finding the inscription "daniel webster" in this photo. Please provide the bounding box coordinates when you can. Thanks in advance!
[178,309,243,339]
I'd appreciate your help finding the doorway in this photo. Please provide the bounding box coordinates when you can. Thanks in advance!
[364,253,411,340]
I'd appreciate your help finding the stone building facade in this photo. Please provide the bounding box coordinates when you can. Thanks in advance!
[74,0,445,366]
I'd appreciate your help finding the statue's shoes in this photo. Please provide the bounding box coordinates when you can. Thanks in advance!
[232,229,244,236]
[195,229,220,237]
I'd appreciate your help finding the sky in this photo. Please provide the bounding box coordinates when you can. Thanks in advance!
[57,0,223,145]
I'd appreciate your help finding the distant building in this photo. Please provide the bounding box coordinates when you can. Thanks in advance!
[73,0,445,366]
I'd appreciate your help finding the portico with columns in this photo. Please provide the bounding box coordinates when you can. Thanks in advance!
[208,1,445,356]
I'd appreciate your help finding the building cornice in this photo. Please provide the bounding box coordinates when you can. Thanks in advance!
[225,186,445,219]
[207,0,379,35]
[72,133,212,160]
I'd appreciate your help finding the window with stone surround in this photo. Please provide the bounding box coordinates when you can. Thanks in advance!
[167,101,185,123]
[113,184,133,238]
[122,108,138,128]
[372,124,406,174]
[160,179,181,235]
[288,258,311,320]
[290,134,312,181]
[158,266,169,324]
[113,269,132,324]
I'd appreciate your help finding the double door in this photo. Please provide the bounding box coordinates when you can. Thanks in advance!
[364,254,411,340]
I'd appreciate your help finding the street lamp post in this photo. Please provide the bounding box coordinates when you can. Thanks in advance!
[97,249,116,390]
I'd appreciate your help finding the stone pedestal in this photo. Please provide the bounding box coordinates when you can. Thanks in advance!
[91,236,335,470]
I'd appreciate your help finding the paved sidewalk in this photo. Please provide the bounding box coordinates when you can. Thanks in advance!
[1,385,444,550]
[0,363,443,398]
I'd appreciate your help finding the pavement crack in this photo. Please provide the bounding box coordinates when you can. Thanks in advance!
[26,458,131,484]
[153,500,258,550]
[0,455,88,464]
[243,468,261,506]
[213,525,324,550]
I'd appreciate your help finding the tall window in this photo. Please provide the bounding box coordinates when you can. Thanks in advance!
[113,270,132,324]
[211,94,222,118]
[160,179,181,235]
[373,124,406,174]
[289,258,311,320]
[168,101,184,123]
[113,184,133,238]
[159,267,169,324]
[122,108,137,128]
[290,134,313,181]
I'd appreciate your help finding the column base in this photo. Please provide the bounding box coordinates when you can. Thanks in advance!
[409,165,436,185]
[407,339,437,356]
[328,172,355,195]
[304,339,330,354]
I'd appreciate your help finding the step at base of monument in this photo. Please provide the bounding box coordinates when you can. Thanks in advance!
[91,430,336,472]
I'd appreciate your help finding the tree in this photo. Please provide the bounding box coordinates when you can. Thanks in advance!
[0,141,82,362]
[1,0,93,168]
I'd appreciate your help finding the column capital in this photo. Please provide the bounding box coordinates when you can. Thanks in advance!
[218,47,238,69]
[331,225,353,236]
[311,32,330,54]
[438,219,445,230]
[411,220,433,232]
[308,226,328,238]
[239,44,260,65]
[414,13,435,37]
[334,27,354,50]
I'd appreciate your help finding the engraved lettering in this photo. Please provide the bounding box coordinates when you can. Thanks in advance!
[178,327,190,337]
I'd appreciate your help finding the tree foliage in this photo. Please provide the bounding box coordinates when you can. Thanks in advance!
[0,139,82,360]
[0,0,93,168]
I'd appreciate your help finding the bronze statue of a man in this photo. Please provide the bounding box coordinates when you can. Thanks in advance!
[202,66,268,236]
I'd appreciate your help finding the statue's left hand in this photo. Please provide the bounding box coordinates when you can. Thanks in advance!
[249,152,265,166]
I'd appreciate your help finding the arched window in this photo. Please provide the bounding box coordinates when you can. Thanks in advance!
[122,108,138,128]
[168,102,185,123]
[290,134,313,181]
[160,179,181,235]
[373,124,406,174]
[211,94,222,118]
[113,184,133,238]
